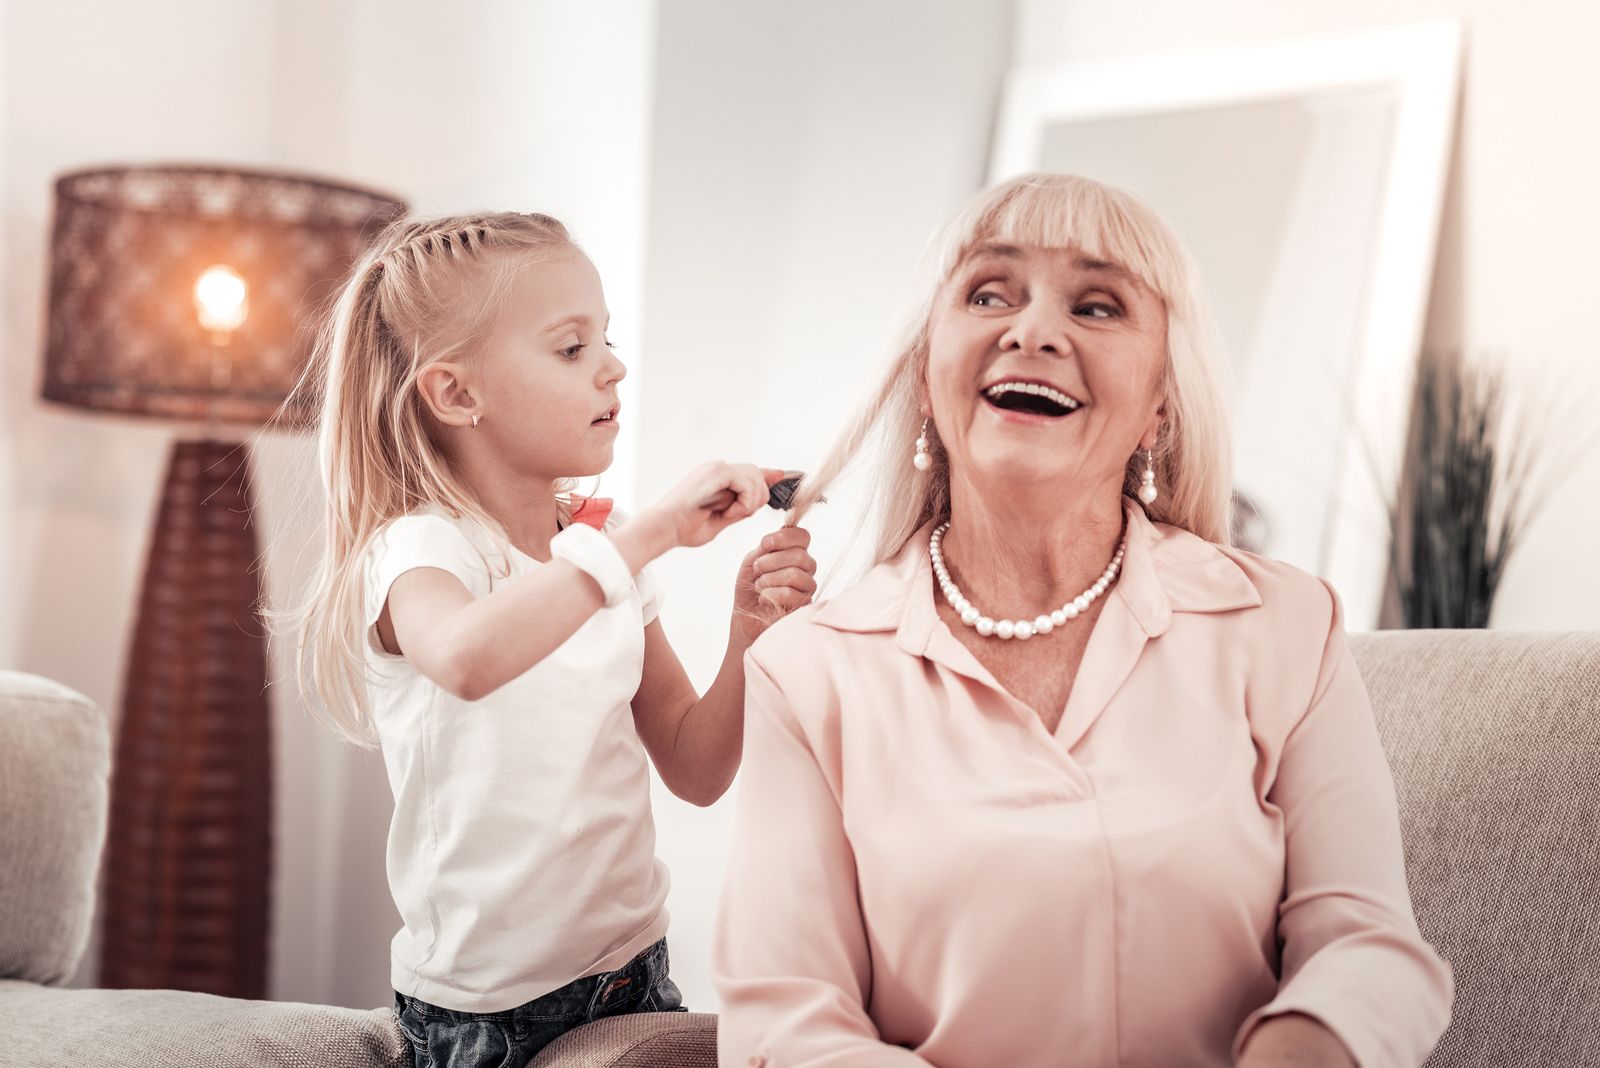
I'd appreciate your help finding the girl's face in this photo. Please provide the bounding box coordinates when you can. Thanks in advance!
[924,241,1168,504]
[470,250,626,480]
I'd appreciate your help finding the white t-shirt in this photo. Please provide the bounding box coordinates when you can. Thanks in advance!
[362,503,670,1012]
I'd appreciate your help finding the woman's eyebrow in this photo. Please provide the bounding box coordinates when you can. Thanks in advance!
[966,244,1134,286]
[966,242,1022,263]
[1075,257,1135,287]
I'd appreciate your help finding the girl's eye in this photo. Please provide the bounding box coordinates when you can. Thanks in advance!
[559,343,586,360]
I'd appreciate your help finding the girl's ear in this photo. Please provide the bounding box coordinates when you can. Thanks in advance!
[416,362,479,428]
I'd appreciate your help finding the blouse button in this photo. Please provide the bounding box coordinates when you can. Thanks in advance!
[747,1057,767,1067]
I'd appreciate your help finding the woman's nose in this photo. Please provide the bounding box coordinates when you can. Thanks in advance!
[1001,301,1073,357]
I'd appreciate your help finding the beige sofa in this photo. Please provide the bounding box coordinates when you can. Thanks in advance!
[2,630,1596,1067]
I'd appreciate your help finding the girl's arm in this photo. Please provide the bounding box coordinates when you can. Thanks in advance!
[382,462,775,702]
[630,526,816,806]
[380,514,674,701]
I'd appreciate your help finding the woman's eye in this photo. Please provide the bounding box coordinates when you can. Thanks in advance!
[1076,303,1120,319]
[971,290,1009,308]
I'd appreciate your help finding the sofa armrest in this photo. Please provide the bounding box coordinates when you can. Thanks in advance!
[527,1011,717,1068]
[0,672,109,984]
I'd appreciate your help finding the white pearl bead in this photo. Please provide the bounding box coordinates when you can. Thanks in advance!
[976,617,995,637]
[1063,604,1079,619]
[995,620,1015,640]
[914,451,932,472]
[1138,483,1158,503]
[1034,615,1053,635]
[960,606,979,625]
[1051,609,1068,626]
[1074,595,1090,612]
[1014,621,1034,640]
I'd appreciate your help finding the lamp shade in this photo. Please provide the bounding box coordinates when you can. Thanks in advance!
[41,165,406,427]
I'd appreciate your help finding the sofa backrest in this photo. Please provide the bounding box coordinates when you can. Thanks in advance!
[1350,630,1600,1067]
[0,671,109,985]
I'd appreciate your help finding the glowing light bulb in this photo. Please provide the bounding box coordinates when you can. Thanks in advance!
[194,265,249,334]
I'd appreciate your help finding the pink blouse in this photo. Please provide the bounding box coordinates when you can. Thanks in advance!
[713,498,1452,1067]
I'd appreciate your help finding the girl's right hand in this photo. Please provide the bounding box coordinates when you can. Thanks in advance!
[648,462,786,550]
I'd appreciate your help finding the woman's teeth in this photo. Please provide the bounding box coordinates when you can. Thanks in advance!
[983,381,1080,417]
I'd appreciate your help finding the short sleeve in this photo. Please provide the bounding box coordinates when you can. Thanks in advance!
[635,562,665,626]
[600,507,664,625]
[363,514,487,632]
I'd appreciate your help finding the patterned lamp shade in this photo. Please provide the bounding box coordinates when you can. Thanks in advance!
[41,165,406,428]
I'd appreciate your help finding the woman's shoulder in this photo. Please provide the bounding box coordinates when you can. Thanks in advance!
[1218,542,1338,621]
[1149,516,1339,626]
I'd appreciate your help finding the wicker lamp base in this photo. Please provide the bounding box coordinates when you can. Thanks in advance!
[100,438,272,997]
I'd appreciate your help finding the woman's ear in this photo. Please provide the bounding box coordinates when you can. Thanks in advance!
[416,362,480,429]
[1139,404,1167,451]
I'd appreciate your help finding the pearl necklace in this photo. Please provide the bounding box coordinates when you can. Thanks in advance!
[929,521,1127,640]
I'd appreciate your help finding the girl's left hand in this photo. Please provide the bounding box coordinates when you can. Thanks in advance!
[732,526,817,645]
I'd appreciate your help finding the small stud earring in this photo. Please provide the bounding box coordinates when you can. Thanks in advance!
[1137,448,1158,504]
[471,413,481,429]
[913,418,932,472]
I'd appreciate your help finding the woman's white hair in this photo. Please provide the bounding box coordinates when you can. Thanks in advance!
[785,171,1235,564]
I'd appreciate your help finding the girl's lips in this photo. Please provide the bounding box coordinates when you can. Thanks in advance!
[980,394,1081,425]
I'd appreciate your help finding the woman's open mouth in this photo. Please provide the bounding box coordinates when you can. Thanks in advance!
[981,381,1082,422]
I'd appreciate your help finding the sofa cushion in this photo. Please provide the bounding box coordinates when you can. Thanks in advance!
[0,672,109,985]
[0,981,409,1067]
[1350,630,1600,1067]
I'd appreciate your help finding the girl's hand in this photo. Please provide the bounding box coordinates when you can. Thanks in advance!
[646,462,787,551]
[732,525,817,645]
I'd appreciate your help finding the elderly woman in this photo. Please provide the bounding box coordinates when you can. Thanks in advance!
[713,173,1452,1068]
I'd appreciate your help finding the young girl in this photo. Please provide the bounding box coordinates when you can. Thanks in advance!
[278,212,816,1067]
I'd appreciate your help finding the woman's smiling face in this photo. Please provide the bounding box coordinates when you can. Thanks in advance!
[924,241,1169,499]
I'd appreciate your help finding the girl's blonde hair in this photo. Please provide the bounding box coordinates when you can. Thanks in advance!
[273,211,581,745]
[786,172,1235,563]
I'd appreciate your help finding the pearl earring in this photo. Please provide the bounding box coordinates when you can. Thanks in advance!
[913,419,932,471]
[1137,448,1158,504]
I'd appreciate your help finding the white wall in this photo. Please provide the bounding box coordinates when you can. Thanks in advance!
[637,0,1013,1009]
[1014,0,1600,630]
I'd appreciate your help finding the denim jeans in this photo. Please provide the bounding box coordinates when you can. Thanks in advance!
[393,938,686,1068]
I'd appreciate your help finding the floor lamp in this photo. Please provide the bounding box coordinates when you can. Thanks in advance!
[39,165,405,997]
